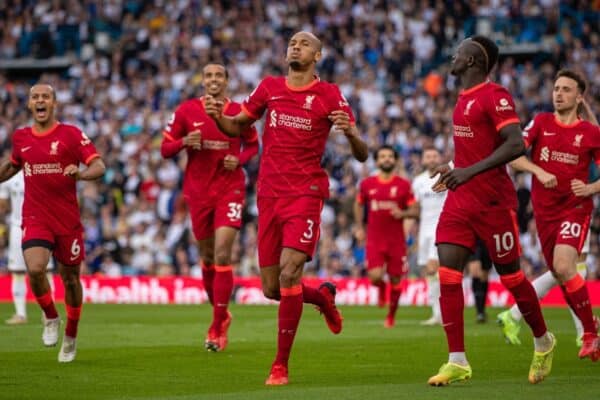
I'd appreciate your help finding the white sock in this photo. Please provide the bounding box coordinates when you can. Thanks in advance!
[11,273,27,318]
[571,263,588,338]
[534,332,553,352]
[511,270,558,321]
[448,352,468,365]
[427,274,441,319]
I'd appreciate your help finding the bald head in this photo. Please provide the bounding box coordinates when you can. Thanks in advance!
[30,83,56,100]
[291,31,322,52]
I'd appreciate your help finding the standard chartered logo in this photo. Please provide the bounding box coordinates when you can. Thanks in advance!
[270,110,277,127]
[540,146,549,162]
[269,111,313,131]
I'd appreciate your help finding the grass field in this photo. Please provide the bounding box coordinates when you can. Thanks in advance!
[1,303,599,400]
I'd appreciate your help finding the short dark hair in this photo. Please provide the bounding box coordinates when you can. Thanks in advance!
[373,145,398,161]
[555,69,586,93]
[422,145,440,154]
[470,35,499,74]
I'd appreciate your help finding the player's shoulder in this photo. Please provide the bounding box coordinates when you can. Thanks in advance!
[393,175,412,187]
[12,126,31,138]
[57,122,82,133]
[579,119,600,133]
[259,75,283,87]
[176,98,202,113]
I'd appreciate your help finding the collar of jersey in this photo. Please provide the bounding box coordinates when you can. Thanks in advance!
[553,114,582,128]
[285,75,320,92]
[32,122,59,137]
[460,80,490,96]
[377,174,395,184]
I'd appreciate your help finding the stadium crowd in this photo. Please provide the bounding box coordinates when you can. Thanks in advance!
[0,0,599,280]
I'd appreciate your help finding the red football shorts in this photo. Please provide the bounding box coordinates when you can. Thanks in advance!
[22,221,85,265]
[436,196,521,264]
[187,188,245,241]
[257,196,323,267]
[536,210,591,269]
[366,240,408,277]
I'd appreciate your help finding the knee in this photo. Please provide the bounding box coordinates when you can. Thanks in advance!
[368,270,384,285]
[279,260,301,288]
[553,259,573,282]
[213,246,231,266]
[262,286,280,300]
[28,266,46,280]
[60,271,80,289]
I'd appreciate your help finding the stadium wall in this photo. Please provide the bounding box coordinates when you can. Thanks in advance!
[2,276,599,306]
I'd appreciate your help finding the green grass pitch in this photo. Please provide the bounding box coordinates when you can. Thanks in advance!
[1,303,599,400]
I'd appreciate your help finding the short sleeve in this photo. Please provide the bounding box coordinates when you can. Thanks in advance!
[522,115,540,148]
[592,126,600,165]
[357,180,367,204]
[0,181,9,200]
[404,182,416,208]
[487,87,520,132]
[411,178,421,202]
[75,129,100,165]
[328,84,356,124]
[10,132,22,167]
[162,107,187,142]
[242,78,271,120]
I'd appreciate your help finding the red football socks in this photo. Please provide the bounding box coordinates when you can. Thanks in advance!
[211,265,233,334]
[388,281,402,319]
[301,284,325,307]
[65,304,82,338]
[500,270,547,337]
[563,274,597,334]
[376,281,387,306]
[202,262,215,305]
[36,291,59,320]
[274,285,303,367]
[439,267,465,352]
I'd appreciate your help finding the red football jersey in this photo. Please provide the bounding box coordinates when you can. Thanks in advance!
[449,81,520,210]
[162,97,258,198]
[523,113,600,219]
[357,175,415,243]
[10,123,100,234]
[242,76,355,198]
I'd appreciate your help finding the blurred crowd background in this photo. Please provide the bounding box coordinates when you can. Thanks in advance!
[0,0,599,280]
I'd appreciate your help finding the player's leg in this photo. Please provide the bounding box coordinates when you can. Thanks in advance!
[428,242,473,386]
[6,224,29,324]
[366,240,387,307]
[54,233,85,363]
[470,241,491,323]
[23,240,59,346]
[481,210,554,383]
[197,237,215,304]
[385,244,408,328]
[367,264,387,308]
[6,272,27,325]
[420,232,441,325]
[573,253,588,346]
[56,261,82,362]
[205,226,238,352]
[422,257,441,325]
[553,244,599,360]
[191,203,216,305]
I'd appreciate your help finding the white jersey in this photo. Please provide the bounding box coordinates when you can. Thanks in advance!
[0,171,24,227]
[412,170,446,231]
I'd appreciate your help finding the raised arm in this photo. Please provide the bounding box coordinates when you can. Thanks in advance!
[204,95,255,138]
[64,157,106,181]
[329,110,368,162]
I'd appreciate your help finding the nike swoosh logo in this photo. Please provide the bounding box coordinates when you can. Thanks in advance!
[193,122,204,127]
[497,251,510,258]
[22,146,32,152]
[270,96,284,101]
[300,238,312,244]
[70,255,79,261]
[543,132,556,136]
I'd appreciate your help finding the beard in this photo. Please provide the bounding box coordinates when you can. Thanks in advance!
[289,60,302,70]
[379,164,395,173]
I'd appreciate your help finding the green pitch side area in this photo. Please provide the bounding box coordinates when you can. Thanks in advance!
[1,304,598,400]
